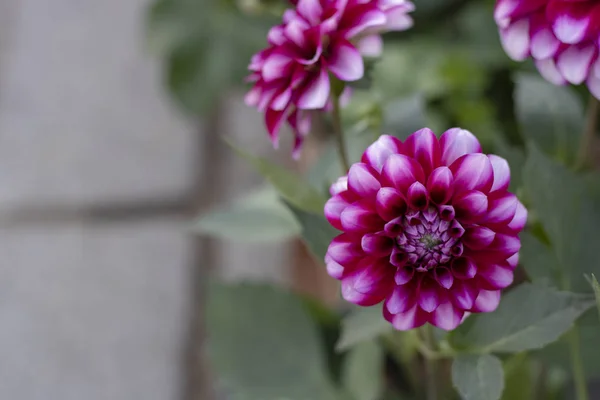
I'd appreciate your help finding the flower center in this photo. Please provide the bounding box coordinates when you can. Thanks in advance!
[392,207,464,271]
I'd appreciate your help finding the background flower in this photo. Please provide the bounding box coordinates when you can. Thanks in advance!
[495,0,600,98]
[324,129,527,331]
[245,0,414,157]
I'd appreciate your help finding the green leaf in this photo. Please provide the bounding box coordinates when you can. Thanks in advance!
[501,354,534,400]
[147,0,276,114]
[452,283,595,353]
[341,341,384,400]
[515,73,583,165]
[192,185,301,242]
[452,354,504,400]
[383,95,428,140]
[585,274,600,321]
[286,202,339,261]
[336,307,392,351]
[226,139,327,214]
[519,232,560,288]
[523,144,600,291]
[207,282,339,400]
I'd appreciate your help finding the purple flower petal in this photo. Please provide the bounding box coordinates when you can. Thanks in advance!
[327,38,364,82]
[296,0,323,25]
[478,262,514,290]
[450,280,478,310]
[451,257,478,280]
[297,68,330,109]
[406,181,429,210]
[453,190,489,222]
[427,166,454,204]
[431,301,464,331]
[375,187,407,220]
[434,267,454,289]
[385,283,417,314]
[450,153,494,194]
[485,192,519,225]
[403,128,441,174]
[418,276,441,313]
[395,266,414,285]
[556,43,597,85]
[326,233,363,265]
[390,304,429,331]
[439,128,481,165]
[381,154,426,194]
[463,226,496,250]
[348,163,381,197]
[507,201,528,232]
[536,57,568,85]
[488,154,511,192]
[361,134,403,172]
[341,200,384,232]
[471,289,501,313]
[362,233,394,256]
[500,19,531,61]
[324,194,351,230]
[356,34,383,57]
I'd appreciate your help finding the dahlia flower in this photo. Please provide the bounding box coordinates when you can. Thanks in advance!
[495,0,600,98]
[245,0,414,157]
[324,129,527,331]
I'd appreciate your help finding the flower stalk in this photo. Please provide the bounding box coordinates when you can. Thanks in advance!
[331,91,350,173]
[577,94,599,170]
[422,325,439,400]
[568,326,589,400]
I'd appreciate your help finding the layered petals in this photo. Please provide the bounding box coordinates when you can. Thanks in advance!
[323,128,526,331]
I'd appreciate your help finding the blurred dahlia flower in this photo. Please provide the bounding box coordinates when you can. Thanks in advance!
[495,0,600,98]
[245,0,414,157]
[324,129,527,331]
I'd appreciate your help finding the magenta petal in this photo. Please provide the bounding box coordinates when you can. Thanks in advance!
[406,181,429,210]
[326,233,363,265]
[434,267,454,289]
[381,154,426,193]
[536,57,568,86]
[452,257,477,280]
[463,226,496,250]
[556,43,597,85]
[500,19,531,61]
[356,34,383,57]
[478,263,514,290]
[384,217,404,237]
[453,190,489,222]
[507,201,528,232]
[324,194,351,230]
[507,253,519,269]
[488,155,511,192]
[471,290,501,313]
[395,266,414,285]
[341,200,384,232]
[296,0,323,25]
[431,301,464,331]
[427,167,454,204]
[297,68,330,109]
[439,205,455,221]
[348,163,381,197]
[450,153,494,194]
[489,233,521,257]
[390,247,408,268]
[262,53,294,81]
[265,108,286,148]
[530,18,560,60]
[376,187,407,220]
[550,2,593,44]
[404,128,441,174]
[450,281,478,310]
[330,176,348,196]
[327,38,364,82]
[418,276,441,313]
[385,283,417,314]
[390,304,429,331]
[271,87,292,111]
[449,220,465,238]
[485,192,519,225]
[325,254,346,279]
[362,233,394,256]
[361,134,403,173]
[439,128,481,165]
[343,9,387,38]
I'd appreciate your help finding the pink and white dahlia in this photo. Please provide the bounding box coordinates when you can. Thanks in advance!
[495,0,600,98]
[245,0,414,157]
[324,129,527,331]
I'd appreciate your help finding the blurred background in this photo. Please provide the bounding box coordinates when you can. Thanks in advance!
[0,0,598,399]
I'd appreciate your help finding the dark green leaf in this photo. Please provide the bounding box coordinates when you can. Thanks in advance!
[226,139,327,214]
[501,354,534,400]
[519,232,560,287]
[523,144,600,291]
[452,283,595,353]
[585,274,600,321]
[192,185,300,242]
[515,74,583,165]
[207,282,339,400]
[286,202,339,261]
[342,341,384,400]
[336,307,392,351]
[452,354,504,400]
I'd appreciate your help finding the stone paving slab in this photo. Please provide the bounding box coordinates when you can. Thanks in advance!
[0,0,195,210]
[0,219,191,400]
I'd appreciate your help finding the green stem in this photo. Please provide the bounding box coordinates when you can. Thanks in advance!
[331,93,350,173]
[421,325,439,400]
[567,326,589,400]
[577,93,599,170]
